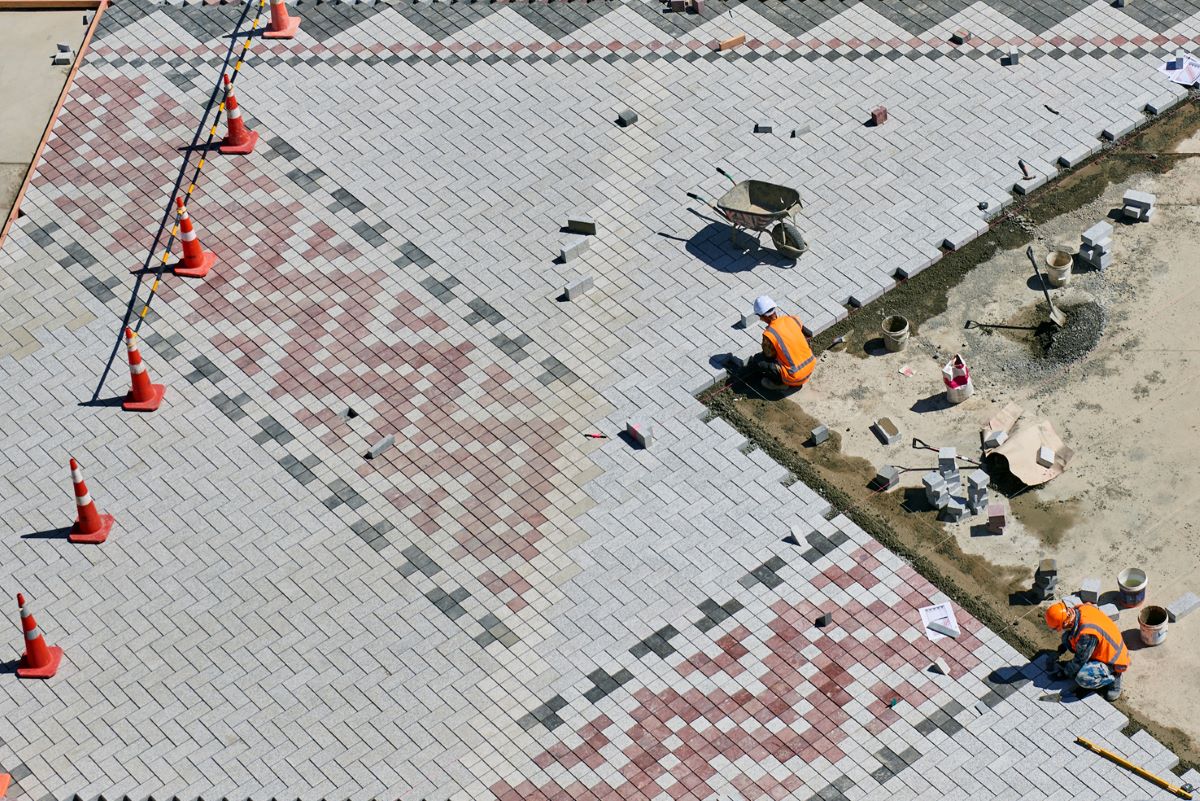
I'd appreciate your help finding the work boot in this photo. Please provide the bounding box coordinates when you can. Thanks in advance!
[761,374,787,392]
[1104,675,1123,702]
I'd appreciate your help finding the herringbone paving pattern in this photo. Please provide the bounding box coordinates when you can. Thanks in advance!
[1,1,1198,799]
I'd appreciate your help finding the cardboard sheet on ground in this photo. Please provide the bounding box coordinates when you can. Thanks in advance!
[981,402,1073,485]
[919,602,959,641]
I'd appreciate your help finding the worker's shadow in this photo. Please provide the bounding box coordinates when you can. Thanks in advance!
[676,218,797,273]
[990,651,1111,704]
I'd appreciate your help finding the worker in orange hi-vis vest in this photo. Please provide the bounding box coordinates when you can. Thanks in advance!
[746,295,816,391]
[1045,600,1130,701]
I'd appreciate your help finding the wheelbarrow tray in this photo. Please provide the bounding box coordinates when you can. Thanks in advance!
[715,180,802,231]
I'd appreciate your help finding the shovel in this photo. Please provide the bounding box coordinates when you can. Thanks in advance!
[1026,245,1066,328]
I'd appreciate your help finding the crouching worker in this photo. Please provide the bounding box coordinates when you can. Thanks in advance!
[1044,600,1130,701]
[746,295,816,391]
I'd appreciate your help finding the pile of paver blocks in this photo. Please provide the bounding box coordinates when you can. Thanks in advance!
[1079,221,1112,270]
[966,469,989,514]
[1032,558,1058,601]
[1121,189,1156,222]
[925,447,974,522]
[560,215,597,264]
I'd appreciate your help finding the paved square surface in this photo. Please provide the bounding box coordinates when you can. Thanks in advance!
[1,0,1199,798]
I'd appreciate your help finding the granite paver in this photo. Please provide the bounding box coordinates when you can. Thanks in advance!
[1,0,1199,798]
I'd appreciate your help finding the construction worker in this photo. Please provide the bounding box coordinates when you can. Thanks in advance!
[1045,600,1130,701]
[746,295,816,391]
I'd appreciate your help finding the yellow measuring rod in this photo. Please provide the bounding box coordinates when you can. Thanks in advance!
[1075,736,1194,800]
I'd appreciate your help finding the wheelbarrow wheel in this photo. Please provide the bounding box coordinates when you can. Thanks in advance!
[771,221,807,259]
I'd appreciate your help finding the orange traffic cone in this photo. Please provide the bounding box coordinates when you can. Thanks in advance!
[122,327,165,412]
[173,196,217,279]
[263,0,301,39]
[15,594,63,679]
[219,74,258,156]
[68,457,114,544]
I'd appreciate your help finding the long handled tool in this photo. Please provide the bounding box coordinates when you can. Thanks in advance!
[1026,245,1066,328]
[1075,737,1195,799]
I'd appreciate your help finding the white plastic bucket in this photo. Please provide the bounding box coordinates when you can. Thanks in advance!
[1044,250,1073,287]
[1138,605,1168,647]
[1117,567,1147,608]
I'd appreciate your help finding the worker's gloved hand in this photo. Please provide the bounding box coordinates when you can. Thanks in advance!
[1049,661,1070,680]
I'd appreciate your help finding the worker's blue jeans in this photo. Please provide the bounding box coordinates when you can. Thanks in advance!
[1076,662,1118,689]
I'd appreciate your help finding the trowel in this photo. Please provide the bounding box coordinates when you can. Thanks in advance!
[1026,246,1067,328]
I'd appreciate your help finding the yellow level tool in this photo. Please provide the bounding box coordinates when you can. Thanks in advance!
[1075,736,1194,799]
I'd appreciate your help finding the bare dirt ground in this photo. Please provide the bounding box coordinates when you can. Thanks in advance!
[0,10,87,221]
[793,137,1200,754]
[704,101,1200,767]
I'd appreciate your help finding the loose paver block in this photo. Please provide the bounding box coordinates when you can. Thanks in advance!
[754,122,773,134]
[1079,579,1101,604]
[929,658,951,675]
[1037,446,1055,468]
[1099,603,1120,621]
[625,419,654,449]
[1167,592,1200,622]
[365,434,395,459]
[872,465,900,492]
[616,109,638,127]
[566,216,597,235]
[872,417,900,445]
[811,424,829,445]
[563,275,594,300]
[928,621,960,638]
[559,234,591,262]
[718,33,746,51]
[984,430,1008,449]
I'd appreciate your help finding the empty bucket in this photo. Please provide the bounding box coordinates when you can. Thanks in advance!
[1138,605,1168,647]
[1117,567,1147,608]
[1044,249,1073,287]
[882,315,910,352]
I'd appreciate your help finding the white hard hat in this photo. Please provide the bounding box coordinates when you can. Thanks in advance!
[753,295,777,316]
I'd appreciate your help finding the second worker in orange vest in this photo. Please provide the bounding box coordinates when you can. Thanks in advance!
[747,295,816,391]
[1045,600,1130,701]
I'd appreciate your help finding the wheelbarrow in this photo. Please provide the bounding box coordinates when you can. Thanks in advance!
[687,167,807,258]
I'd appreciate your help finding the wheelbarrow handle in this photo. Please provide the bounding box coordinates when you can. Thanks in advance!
[687,191,716,209]
[715,166,737,184]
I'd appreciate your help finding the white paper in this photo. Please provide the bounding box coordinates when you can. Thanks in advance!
[1160,54,1200,86]
[920,602,960,641]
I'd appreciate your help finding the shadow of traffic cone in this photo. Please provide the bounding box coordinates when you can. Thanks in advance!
[263,0,301,39]
[68,457,114,544]
[219,74,258,156]
[122,327,165,412]
[15,594,63,679]
[173,197,217,279]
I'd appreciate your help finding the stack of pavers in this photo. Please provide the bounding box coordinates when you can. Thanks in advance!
[1032,558,1059,601]
[1121,189,1156,223]
[1079,221,1113,270]
[925,447,969,522]
[966,469,989,514]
